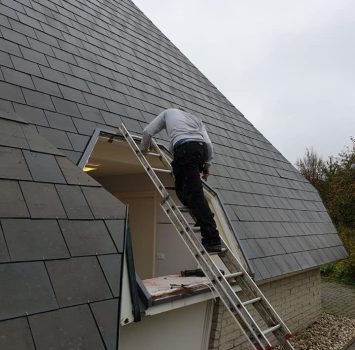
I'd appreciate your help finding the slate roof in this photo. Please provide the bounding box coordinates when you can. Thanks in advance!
[0,0,347,347]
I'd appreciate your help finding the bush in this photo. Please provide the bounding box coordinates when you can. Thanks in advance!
[297,139,355,283]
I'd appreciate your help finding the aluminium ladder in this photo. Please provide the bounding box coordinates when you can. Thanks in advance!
[119,123,294,350]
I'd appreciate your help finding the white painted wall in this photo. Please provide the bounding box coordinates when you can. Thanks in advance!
[155,190,198,276]
[99,173,198,278]
[120,301,212,350]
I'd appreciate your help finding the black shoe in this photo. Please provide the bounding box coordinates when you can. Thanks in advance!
[203,242,224,254]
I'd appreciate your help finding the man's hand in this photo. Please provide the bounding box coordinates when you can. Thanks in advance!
[202,170,209,181]
[140,132,152,154]
[202,163,210,181]
[140,145,148,154]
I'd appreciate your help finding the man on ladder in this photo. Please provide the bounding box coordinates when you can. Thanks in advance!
[140,107,223,253]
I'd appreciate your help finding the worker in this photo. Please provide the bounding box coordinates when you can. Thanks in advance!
[140,107,222,253]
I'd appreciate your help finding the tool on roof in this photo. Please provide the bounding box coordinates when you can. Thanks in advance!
[120,123,294,350]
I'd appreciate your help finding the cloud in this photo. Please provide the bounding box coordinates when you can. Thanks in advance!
[134,0,355,162]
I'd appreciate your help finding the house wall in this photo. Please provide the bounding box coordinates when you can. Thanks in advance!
[209,268,321,350]
[120,301,212,350]
[98,173,197,278]
[155,189,199,277]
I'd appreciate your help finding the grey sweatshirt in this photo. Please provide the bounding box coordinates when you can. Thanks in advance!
[141,108,213,164]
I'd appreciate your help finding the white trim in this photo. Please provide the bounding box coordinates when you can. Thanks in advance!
[120,253,134,326]
[145,284,241,317]
[201,301,214,350]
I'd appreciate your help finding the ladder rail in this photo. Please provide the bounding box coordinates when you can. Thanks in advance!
[120,124,271,348]
[150,137,172,171]
[218,236,293,338]
[119,123,294,350]
[160,200,272,349]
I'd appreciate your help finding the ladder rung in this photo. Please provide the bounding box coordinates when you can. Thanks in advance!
[151,167,172,173]
[120,123,294,350]
[225,271,244,279]
[192,227,201,232]
[177,206,189,212]
[263,324,281,335]
[146,152,161,157]
[242,297,262,306]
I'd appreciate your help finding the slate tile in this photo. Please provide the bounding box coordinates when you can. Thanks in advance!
[82,187,126,219]
[250,258,271,280]
[13,103,48,126]
[104,220,125,253]
[29,305,105,350]
[293,251,317,270]
[56,185,93,219]
[1,27,29,47]
[61,149,81,164]
[72,118,97,136]
[46,257,112,307]
[83,93,108,110]
[20,46,48,66]
[0,317,35,350]
[0,38,21,56]
[105,100,128,116]
[0,80,25,103]
[17,12,42,30]
[0,12,11,28]
[70,64,93,81]
[87,82,110,98]
[63,73,90,92]
[59,220,118,256]
[2,219,69,261]
[1,67,34,89]
[45,111,77,132]
[59,85,86,104]
[274,254,301,274]
[121,116,142,133]
[37,126,73,150]
[28,37,53,56]
[20,182,66,219]
[2,0,25,12]
[0,225,10,263]
[0,4,18,21]
[56,157,101,186]
[10,56,41,76]
[259,256,282,278]
[52,96,81,118]
[23,89,56,111]
[23,151,66,183]
[39,66,67,86]
[77,104,105,123]
[0,51,13,69]
[0,118,28,149]
[0,146,31,180]
[101,111,122,127]
[91,299,119,350]
[21,125,63,155]
[32,77,62,98]
[47,56,72,74]
[67,132,89,152]
[0,261,58,320]
[34,30,59,48]
[98,254,122,297]
[0,180,29,218]
[52,47,76,64]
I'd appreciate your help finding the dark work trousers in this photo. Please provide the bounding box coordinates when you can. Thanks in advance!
[171,141,220,246]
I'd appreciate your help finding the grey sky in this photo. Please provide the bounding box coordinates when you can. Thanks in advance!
[134,0,355,164]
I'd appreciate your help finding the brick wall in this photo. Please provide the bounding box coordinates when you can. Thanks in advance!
[208,268,321,350]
